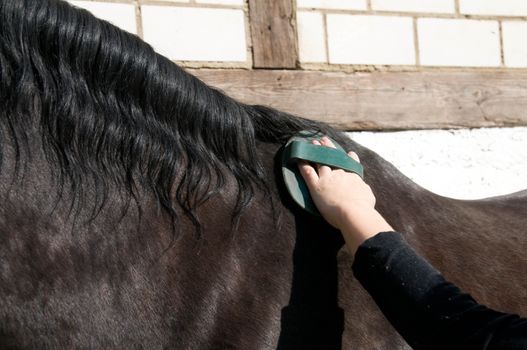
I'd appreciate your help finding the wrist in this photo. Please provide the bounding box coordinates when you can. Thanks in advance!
[339,208,393,255]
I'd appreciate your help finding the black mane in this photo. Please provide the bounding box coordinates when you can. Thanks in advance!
[0,0,332,237]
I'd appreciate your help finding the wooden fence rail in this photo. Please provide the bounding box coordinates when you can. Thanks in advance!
[191,69,527,130]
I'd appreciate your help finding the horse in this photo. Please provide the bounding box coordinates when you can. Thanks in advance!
[0,1,526,349]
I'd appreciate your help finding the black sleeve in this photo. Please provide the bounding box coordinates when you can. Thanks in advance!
[351,231,527,350]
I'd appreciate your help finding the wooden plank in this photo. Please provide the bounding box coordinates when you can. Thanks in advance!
[248,0,297,69]
[189,69,527,130]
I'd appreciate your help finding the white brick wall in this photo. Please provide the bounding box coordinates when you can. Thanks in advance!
[297,0,367,10]
[196,0,244,5]
[327,15,415,65]
[371,0,455,14]
[70,0,527,68]
[297,11,327,62]
[418,18,501,67]
[296,0,527,68]
[69,0,248,64]
[69,1,137,34]
[155,0,244,3]
[460,0,527,17]
[502,22,527,68]
[348,128,527,199]
[141,6,247,62]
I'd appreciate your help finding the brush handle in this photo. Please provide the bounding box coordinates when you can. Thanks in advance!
[284,141,364,179]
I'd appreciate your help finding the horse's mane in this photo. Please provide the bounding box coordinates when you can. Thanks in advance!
[0,0,333,237]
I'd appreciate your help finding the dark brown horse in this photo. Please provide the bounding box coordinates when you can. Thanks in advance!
[1,1,525,349]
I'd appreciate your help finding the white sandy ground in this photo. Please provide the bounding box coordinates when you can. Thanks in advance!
[347,127,527,200]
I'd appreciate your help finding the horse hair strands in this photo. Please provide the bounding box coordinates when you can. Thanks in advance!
[0,0,333,239]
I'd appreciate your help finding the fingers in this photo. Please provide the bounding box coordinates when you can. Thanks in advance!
[348,151,360,163]
[312,140,331,177]
[318,136,361,163]
[308,136,361,176]
[319,136,336,149]
[298,161,319,187]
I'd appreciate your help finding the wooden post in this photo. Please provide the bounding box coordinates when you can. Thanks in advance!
[248,0,298,69]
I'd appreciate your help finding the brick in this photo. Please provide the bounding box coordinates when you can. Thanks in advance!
[502,22,527,68]
[69,1,137,34]
[371,0,455,14]
[418,18,500,67]
[327,15,415,65]
[196,0,244,5]
[150,0,189,3]
[141,6,247,62]
[297,11,327,62]
[296,0,367,10]
[460,0,527,17]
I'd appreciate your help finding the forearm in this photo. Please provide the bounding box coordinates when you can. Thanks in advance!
[351,232,527,349]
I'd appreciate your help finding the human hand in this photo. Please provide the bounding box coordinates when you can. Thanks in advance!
[297,137,375,229]
[297,137,393,254]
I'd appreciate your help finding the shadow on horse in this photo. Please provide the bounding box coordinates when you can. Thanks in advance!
[0,1,525,348]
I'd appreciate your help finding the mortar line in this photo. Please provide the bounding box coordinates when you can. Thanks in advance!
[323,11,330,64]
[499,21,505,67]
[134,0,144,39]
[413,17,420,67]
[135,0,244,10]
[295,7,527,21]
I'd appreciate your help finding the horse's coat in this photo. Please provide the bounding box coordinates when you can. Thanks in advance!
[0,1,526,349]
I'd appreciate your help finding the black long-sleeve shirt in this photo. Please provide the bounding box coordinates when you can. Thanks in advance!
[351,232,527,349]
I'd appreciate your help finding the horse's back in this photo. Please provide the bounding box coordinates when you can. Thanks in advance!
[385,187,527,316]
